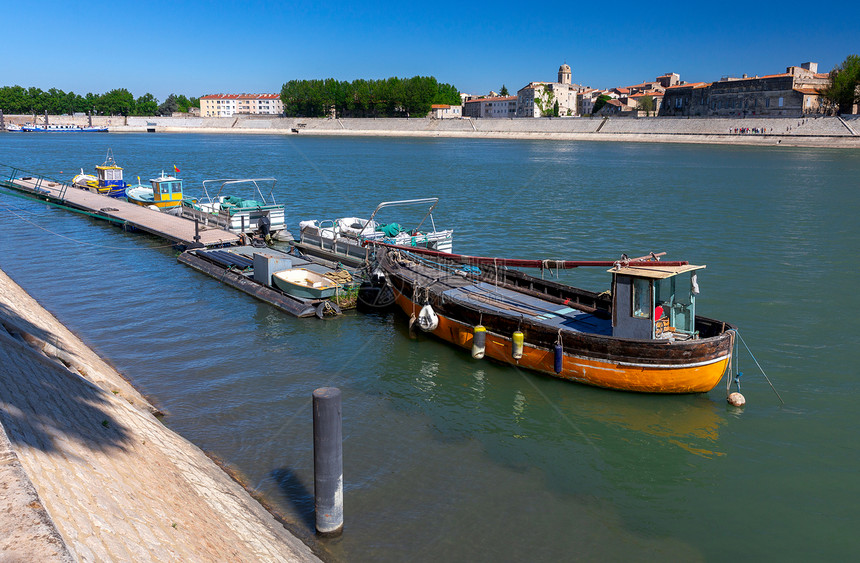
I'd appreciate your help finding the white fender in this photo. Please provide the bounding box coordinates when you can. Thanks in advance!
[417,304,439,332]
[691,273,700,295]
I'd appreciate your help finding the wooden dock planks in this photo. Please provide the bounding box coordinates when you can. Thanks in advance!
[6,178,239,247]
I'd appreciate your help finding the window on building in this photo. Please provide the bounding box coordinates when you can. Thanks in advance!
[778,97,784,107]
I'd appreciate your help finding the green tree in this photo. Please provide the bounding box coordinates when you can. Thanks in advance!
[637,95,656,116]
[823,54,860,114]
[98,88,135,115]
[500,84,509,96]
[592,94,611,114]
[157,94,179,116]
[135,93,158,116]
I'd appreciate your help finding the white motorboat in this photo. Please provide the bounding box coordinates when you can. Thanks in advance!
[296,198,454,267]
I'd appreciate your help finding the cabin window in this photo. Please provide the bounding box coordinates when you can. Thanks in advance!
[632,278,651,319]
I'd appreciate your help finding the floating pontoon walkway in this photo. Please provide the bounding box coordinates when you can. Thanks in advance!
[1,174,239,248]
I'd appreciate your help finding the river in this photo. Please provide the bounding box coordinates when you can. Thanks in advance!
[1,132,858,560]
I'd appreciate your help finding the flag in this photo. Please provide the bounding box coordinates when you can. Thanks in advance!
[173,164,180,174]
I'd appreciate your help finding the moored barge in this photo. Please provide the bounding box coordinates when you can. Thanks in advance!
[371,243,735,393]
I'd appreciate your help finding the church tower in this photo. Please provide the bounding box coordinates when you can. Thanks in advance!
[558,63,571,85]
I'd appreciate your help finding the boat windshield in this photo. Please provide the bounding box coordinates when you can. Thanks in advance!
[654,272,696,334]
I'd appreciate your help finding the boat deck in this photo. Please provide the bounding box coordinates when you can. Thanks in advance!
[3,177,239,248]
[443,282,613,335]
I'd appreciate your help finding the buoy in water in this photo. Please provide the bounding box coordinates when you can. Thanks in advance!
[472,325,486,359]
[727,392,746,407]
[554,343,564,374]
[417,304,439,331]
[512,331,524,360]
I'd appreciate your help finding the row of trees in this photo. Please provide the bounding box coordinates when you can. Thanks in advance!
[0,86,199,116]
[280,76,461,118]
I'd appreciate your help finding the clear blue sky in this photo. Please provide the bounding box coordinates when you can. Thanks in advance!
[3,0,858,102]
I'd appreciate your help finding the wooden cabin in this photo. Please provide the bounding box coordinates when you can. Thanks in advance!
[609,264,705,340]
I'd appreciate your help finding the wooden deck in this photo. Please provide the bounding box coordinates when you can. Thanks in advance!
[3,177,239,248]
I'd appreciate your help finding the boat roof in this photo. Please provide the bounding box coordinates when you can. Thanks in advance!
[151,174,181,183]
[96,164,122,170]
[608,264,706,279]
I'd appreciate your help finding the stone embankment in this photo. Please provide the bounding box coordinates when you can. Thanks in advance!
[4,113,858,148]
[0,269,319,562]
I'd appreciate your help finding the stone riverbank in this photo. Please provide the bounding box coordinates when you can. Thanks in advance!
[3,114,859,148]
[0,268,320,562]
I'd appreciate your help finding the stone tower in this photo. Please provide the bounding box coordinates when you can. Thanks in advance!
[558,63,572,85]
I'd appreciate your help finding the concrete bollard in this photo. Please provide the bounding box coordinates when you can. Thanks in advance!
[313,387,343,535]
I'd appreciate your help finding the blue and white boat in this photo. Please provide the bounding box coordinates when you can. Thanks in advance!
[22,123,108,132]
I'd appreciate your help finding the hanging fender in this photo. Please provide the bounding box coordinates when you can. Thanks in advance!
[417,304,439,332]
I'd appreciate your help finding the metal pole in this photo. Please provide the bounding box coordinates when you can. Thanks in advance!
[313,387,343,536]
[194,218,200,243]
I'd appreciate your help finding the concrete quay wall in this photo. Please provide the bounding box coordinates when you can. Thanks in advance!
[0,268,320,562]
[116,115,860,147]
[3,113,859,147]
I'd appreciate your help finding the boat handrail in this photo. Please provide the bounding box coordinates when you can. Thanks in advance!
[201,177,278,205]
[362,197,440,236]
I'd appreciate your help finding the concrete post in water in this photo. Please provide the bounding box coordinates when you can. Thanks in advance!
[313,387,343,535]
[1,110,5,130]
[44,110,49,126]
[88,111,93,128]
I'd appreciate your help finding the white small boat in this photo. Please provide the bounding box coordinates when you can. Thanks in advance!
[178,178,289,239]
[297,198,454,267]
[4,123,23,132]
[272,268,339,299]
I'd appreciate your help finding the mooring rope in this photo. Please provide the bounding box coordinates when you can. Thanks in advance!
[735,328,784,404]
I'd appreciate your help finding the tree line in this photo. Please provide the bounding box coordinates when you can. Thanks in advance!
[0,86,199,116]
[280,76,461,118]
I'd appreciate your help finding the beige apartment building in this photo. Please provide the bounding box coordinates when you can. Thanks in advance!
[200,93,284,117]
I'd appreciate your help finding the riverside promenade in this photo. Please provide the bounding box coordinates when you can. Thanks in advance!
[0,269,319,562]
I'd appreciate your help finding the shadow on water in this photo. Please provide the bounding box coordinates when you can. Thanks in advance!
[270,466,316,531]
[0,300,131,455]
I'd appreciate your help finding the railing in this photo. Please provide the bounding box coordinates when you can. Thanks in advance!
[0,162,74,201]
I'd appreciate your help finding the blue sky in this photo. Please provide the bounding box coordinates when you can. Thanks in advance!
[3,1,858,102]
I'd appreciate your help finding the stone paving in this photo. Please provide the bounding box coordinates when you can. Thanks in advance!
[0,268,319,562]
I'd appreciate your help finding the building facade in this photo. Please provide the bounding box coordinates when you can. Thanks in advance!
[463,96,516,118]
[516,63,582,117]
[430,104,463,119]
[200,94,284,117]
[659,63,829,117]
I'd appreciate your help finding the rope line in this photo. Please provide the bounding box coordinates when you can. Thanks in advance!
[736,329,784,404]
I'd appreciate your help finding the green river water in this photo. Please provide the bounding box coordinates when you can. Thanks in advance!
[1,133,858,561]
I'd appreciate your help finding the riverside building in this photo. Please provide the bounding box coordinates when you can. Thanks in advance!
[200,94,284,117]
[516,63,583,117]
[659,62,829,117]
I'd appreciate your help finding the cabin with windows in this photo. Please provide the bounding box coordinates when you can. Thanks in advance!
[150,174,184,208]
[609,264,705,340]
